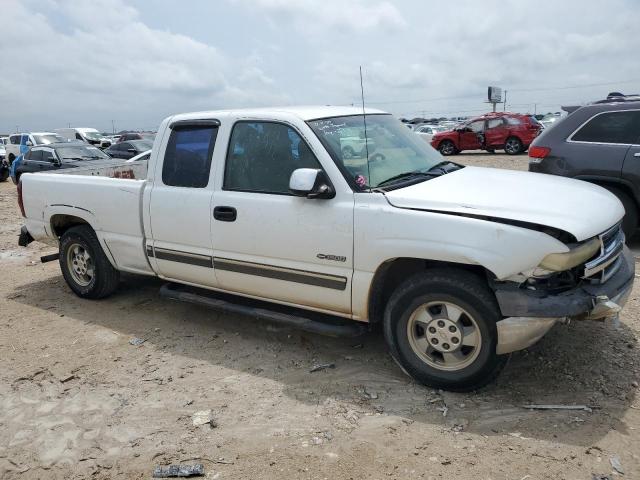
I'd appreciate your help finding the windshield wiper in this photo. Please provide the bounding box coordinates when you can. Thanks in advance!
[377,170,435,188]
[427,161,460,173]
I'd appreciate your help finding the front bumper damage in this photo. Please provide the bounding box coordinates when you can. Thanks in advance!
[493,246,635,354]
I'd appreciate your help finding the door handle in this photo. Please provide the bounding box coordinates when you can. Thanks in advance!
[213,206,237,222]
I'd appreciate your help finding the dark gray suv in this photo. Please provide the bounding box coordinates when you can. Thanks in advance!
[529,96,640,239]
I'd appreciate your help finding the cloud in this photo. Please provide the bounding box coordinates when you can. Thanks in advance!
[2,0,640,131]
[0,0,290,132]
[231,0,406,34]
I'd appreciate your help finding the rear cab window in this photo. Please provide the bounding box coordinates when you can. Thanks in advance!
[162,123,218,188]
[570,110,640,144]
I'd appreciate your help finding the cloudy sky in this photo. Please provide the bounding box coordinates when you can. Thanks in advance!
[2,0,639,133]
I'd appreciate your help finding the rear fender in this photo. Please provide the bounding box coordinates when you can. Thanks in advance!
[44,205,117,268]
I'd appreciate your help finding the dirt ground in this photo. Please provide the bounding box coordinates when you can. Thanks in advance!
[1,153,639,480]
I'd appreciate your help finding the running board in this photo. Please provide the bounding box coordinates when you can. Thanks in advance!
[159,283,368,338]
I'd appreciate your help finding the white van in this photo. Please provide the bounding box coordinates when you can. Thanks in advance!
[55,128,111,148]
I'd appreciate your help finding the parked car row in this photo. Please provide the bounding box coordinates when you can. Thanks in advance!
[0,128,155,183]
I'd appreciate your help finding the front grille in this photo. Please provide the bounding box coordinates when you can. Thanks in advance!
[582,223,624,283]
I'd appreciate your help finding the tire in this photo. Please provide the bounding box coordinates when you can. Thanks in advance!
[342,146,355,159]
[59,225,120,299]
[603,186,638,241]
[438,140,457,156]
[504,137,523,155]
[383,269,508,392]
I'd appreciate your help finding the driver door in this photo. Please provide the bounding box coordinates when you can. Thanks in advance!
[212,120,354,314]
[459,120,484,150]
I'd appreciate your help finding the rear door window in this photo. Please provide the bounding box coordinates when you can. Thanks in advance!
[10,135,20,144]
[29,150,43,161]
[571,111,640,144]
[162,125,218,188]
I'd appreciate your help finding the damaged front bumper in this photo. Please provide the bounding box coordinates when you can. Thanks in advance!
[493,246,634,354]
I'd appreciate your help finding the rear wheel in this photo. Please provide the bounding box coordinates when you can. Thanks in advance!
[383,269,507,391]
[59,225,120,299]
[438,140,457,156]
[504,137,523,155]
[603,186,638,240]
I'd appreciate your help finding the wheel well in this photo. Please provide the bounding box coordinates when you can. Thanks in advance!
[50,214,91,238]
[367,258,491,325]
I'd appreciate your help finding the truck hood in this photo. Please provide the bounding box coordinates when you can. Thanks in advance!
[384,166,624,241]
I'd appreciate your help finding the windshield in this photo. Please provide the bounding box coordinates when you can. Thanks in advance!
[56,145,109,160]
[82,131,103,140]
[34,134,66,144]
[131,140,154,150]
[308,114,444,189]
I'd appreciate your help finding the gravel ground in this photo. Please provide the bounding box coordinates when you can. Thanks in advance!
[1,152,639,479]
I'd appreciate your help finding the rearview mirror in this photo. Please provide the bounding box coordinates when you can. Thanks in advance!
[289,168,335,199]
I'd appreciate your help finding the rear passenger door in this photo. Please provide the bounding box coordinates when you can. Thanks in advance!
[484,118,507,147]
[617,110,640,198]
[569,110,640,180]
[147,120,220,287]
[20,149,40,174]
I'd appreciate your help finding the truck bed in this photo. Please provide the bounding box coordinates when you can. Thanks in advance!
[49,158,149,179]
[21,159,154,276]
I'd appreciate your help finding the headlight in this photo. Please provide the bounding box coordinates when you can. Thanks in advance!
[538,237,600,272]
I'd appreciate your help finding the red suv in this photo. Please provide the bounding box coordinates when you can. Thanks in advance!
[430,112,541,155]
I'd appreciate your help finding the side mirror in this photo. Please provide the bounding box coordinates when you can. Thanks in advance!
[25,141,33,146]
[53,158,61,167]
[289,168,335,199]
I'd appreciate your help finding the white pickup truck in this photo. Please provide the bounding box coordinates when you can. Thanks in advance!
[18,106,634,391]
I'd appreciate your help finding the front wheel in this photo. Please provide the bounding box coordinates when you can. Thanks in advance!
[504,137,523,155]
[59,225,120,299]
[438,140,457,156]
[383,269,508,391]
[342,146,355,159]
